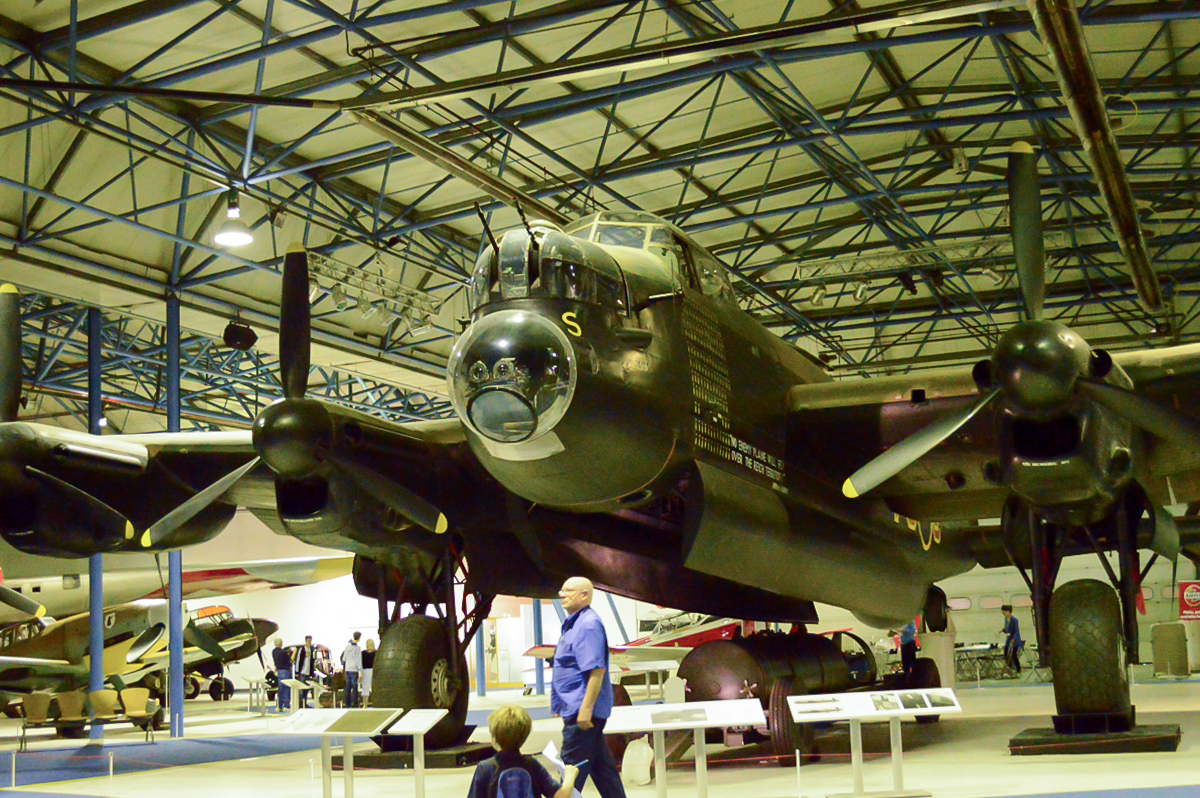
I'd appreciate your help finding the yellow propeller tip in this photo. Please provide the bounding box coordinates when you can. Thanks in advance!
[140,531,152,548]
[287,243,306,254]
[842,479,859,499]
[124,522,135,540]
[34,606,46,619]
[0,284,17,294]
[434,514,448,535]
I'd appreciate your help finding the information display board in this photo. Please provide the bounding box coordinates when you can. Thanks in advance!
[270,708,404,736]
[788,687,961,723]
[605,698,764,733]
[1180,581,1200,621]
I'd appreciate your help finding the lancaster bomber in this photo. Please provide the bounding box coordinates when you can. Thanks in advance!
[2,146,1199,749]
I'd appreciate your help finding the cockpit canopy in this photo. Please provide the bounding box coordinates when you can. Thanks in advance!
[470,210,736,313]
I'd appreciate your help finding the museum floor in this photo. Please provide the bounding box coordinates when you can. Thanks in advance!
[3,676,1199,798]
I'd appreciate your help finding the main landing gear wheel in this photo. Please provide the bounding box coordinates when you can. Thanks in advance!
[1050,579,1131,720]
[209,677,234,701]
[768,676,817,764]
[908,659,941,724]
[373,615,469,748]
[184,675,201,700]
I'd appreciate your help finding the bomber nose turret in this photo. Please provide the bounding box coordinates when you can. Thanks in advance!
[447,310,576,444]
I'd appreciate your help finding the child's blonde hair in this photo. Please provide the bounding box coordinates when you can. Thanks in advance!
[488,705,532,752]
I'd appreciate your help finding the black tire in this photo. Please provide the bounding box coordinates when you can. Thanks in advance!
[57,724,87,739]
[923,586,949,633]
[3,703,23,719]
[909,658,941,724]
[1049,579,1130,717]
[373,615,468,749]
[209,677,234,701]
[768,676,817,763]
[184,675,201,700]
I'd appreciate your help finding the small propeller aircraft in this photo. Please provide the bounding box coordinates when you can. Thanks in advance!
[2,144,1199,747]
[0,602,277,710]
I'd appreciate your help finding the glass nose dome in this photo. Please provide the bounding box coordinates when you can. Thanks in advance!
[447,311,577,444]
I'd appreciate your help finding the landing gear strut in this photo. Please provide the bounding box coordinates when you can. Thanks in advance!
[1008,490,1145,734]
[359,545,493,748]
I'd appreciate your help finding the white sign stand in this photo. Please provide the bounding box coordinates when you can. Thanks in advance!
[787,688,962,798]
[270,708,404,798]
[383,709,449,798]
[605,698,765,798]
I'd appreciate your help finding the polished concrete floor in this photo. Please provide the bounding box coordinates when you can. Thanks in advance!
[4,675,1200,798]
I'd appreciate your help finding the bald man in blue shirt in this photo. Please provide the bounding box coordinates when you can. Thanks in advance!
[551,577,626,798]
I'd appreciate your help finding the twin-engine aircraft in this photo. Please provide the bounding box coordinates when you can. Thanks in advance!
[2,145,1199,745]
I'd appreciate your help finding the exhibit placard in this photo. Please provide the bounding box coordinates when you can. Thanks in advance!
[271,708,404,736]
[604,698,764,733]
[788,687,960,723]
[1180,581,1200,620]
[386,708,448,735]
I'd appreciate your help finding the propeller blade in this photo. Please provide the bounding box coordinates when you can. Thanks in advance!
[184,621,227,660]
[25,467,134,547]
[127,622,166,664]
[279,244,311,400]
[1079,379,1200,453]
[0,585,45,619]
[0,284,21,422]
[1151,503,1181,560]
[140,456,261,549]
[1008,143,1045,322]
[843,388,1000,498]
[329,452,448,534]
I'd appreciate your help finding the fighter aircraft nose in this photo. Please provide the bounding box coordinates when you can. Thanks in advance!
[252,399,332,477]
[447,310,576,444]
[992,321,1089,411]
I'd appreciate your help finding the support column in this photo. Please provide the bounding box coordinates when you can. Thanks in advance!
[475,624,487,697]
[532,599,544,695]
[167,295,185,737]
[87,307,103,741]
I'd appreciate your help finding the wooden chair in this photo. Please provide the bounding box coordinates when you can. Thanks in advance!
[18,693,54,751]
[119,687,159,741]
[55,690,88,737]
[89,689,121,722]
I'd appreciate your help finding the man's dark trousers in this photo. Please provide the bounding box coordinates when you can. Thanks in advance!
[561,715,626,797]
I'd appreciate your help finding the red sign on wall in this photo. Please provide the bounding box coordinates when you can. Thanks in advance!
[1180,581,1200,621]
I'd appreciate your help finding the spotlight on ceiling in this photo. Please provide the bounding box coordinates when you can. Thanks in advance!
[357,291,377,319]
[222,320,258,351]
[853,283,868,302]
[213,190,253,248]
[810,285,826,306]
[308,277,322,303]
[898,272,918,295]
[331,284,349,311]
[981,267,1004,286]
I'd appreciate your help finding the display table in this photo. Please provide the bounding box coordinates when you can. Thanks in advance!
[270,708,403,798]
[246,678,269,716]
[788,687,962,798]
[605,698,765,798]
[281,678,326,711]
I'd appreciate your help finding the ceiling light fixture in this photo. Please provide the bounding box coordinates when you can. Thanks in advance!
[853,283,868,302]
[331,284,349,311]
[213,190,254,247]
[810,285,826,306]
[357,291,377,319]
[981,267,1004,286]
[898,272,918,295]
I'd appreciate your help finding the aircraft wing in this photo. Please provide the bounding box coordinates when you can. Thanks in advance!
[524,643,691,666]
[788,373,1009,523]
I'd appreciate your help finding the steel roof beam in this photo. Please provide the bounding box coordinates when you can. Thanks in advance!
[1028,0,1161,310]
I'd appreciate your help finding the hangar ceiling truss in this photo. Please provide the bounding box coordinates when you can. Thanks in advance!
[0,0,1197,429]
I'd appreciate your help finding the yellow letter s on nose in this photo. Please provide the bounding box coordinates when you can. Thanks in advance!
[561,312,582,337]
